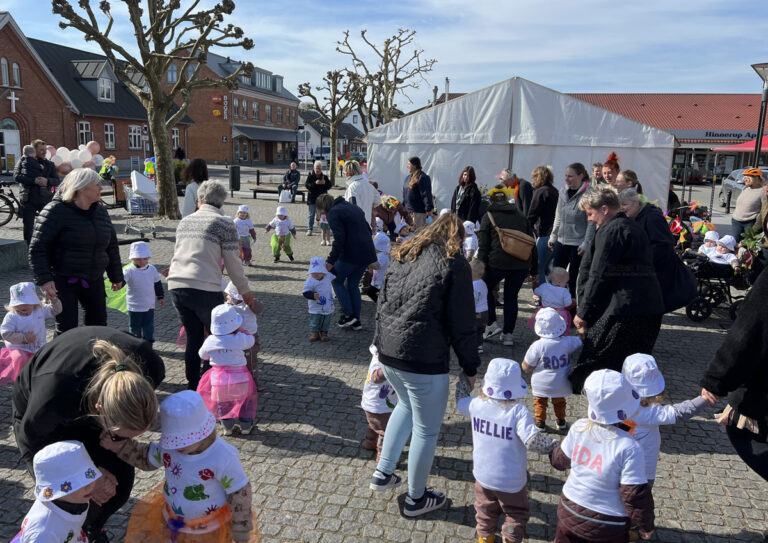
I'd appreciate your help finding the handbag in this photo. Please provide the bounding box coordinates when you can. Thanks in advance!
[278,189,292,203]
[487,212,535,260]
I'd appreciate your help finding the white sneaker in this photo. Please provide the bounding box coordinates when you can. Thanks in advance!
[483,322,502,340]
[501,333,514,346]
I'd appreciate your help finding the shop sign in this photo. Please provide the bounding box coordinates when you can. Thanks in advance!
[672,129,761,141]
[222,95,229,120]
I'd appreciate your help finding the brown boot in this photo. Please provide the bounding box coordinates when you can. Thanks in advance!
[309,332,320,342]
[363,439,377,451]
[320,332,329,342]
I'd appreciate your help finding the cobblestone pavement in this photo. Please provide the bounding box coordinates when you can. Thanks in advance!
[0,183,766,542]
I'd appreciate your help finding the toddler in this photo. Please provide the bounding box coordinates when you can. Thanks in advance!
[550,369,654,541]
[522,308,582,431]
[470,260,488,354]
[708,234,741,270]
[13,440,102,543]
[104,391,258,542]
[361,344,397,462]
[366,232,391,302]
[19,145,43,181]
[265,205,297,262]
[697,230,719,258]
[394,222,413,243]
[233,205,257,266]
[317,211,332,246]
[302,257,335,342]
[456,358,558,543]
[224,280,262,385]
[463,220,478,260]
[123,241,164,343]
[197,304,257,435]
[0,282,61,385]
[527,267,574,334]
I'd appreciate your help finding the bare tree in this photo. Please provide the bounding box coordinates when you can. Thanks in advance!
[337,28,436,133]
[298,70,358,184]
[52,0,254,218]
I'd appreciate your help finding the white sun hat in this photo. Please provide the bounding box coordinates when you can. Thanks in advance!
[394,222,407,235]
[9,282,41,307]
[224,280,251,302]
[718,235,736,251]
[128,241,151,260]
[33,440,102,501]
[210,303,243,335]
[440,208,450,216]
[463,220,475,236]
[159,391,216,450]
[534,307,567,339]
[482,358,528,400]
[375,217,384,231]
[276,206,288,216]
[622,354,666,397]
[308,256,327,275]
[584,369,641,425]
[704,231,719,243]
[238,204,250,214]
[373,232,391,252]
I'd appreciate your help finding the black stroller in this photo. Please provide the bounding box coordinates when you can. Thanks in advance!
[683,253,750,322]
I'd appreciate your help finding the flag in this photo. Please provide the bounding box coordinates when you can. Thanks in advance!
[744,250,754,269]
[669,217,683,235]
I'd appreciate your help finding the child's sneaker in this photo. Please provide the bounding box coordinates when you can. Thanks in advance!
[309,332,320,342]
[501,333,514,346]
[477,345,483,354]
[369,469,402,492]
[320,332,329,342]
[556,419,567,431]
[221,419,236,436]
[273,255,280,263]
[239,420,254,435]
[535,420,546,430]
[288,254,295,262]
[403,488,447,517]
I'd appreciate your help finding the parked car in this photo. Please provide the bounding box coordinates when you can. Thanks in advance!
[719,168,768,212]
[350,152,367,163]
[313,145,332,165]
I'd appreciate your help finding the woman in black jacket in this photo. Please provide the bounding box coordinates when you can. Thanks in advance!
[570,187,664,393]
[402,156,434,228]
[527,166,559,283]
[371,213,480,517]
[477,185,538,346]
[29,168,124,334]
[305,160,333,235]
[700,270,768,480]
[12,326,163,541]
[450,165,482,223]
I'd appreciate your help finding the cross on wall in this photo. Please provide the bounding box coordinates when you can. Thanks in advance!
[7,91,19,113]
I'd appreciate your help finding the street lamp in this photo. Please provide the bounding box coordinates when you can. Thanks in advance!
[751,62,768,167]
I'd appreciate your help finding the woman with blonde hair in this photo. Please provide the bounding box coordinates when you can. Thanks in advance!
[343,159,379,225]
[12,326,164,542]
[370,213,480,517]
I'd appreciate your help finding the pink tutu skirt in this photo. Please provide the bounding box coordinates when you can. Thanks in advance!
[526,307,572,336]
[197,366,257,420]
[0,347,34,386]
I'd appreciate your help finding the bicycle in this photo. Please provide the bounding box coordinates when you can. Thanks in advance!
[0,180,22,227]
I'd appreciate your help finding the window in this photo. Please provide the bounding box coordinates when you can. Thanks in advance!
[265,104,272,123]
[241,140,248,161]
[104,123,115,149]
[241,99,247,120]
[129,125,141,149]
[239,74,250,86]
[172,128,180,149]
[98,78,113,102]
[277,107,283,124]
[252,102,259,120]
[77,121,91,146]
[353,114,358,124]
[233,140,240,161]
[0,58,8,86]
[11,63,20,87]
[186,64,196,80]
[233,98,239,119]
[275,78,282,92]
[290,109,295,126]
[167,64,178,83]
[276,142,284,161]
[253,141,260,160]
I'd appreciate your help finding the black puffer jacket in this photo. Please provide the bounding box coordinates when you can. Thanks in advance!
[305,171,333,204]
[14,156,59,207]
[29,196,123,285]
[477,200,537,274]
[374,243,480,376]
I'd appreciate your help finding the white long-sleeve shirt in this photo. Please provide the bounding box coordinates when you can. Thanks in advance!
[198,331,255,367]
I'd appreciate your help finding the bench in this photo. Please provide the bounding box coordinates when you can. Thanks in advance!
[252,185,306,203]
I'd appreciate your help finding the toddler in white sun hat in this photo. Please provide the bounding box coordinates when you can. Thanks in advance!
[361,344,397,462]
[13,440,101,543]
[550,369,654,541]
[463,220,479,260]
[302,257,335,342]
[265,205,297,262]
[233,204,257,266]
[697,230,719,258]
[365,232,391,302]
[224,280,262,385]
[456,358,558,543]
[124,241,164,343]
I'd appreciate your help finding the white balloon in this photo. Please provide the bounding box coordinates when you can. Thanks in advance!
[52,155,64,166]
[56,147,69,159]
[78,149,92,163]
[45,150,52,160]
[78,144,86,151]
[70,158,83,169]
[92,154,104,166]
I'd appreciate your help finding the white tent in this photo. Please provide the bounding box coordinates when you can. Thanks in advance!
[367,77,677,210]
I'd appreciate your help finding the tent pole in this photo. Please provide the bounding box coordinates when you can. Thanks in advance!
[753,80,768,168]
[681,151,689,203]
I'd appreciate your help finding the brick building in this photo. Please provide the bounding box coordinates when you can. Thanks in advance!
[0,11,190,175]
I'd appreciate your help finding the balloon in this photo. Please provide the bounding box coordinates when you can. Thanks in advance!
[86,141,100,154]
[70,149,80,160]
[83,161,96,170]
[52,155,64,166]
[70,158,83,169]
[45,150,52,160]
[78,149,92,163]
[78,144,86,151]
[92,154,104,166]
[57,163,72,175]
[46,145,57,157]
[56,147,69,159]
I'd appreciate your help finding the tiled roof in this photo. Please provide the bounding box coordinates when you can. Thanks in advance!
[205,51,299,102]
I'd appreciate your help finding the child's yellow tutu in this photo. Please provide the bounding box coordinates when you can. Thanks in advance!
[125,483,260,542]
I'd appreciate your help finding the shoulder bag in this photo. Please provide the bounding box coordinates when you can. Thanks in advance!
[487,212,535,260]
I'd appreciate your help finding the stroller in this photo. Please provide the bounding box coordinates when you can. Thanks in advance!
[683,253,750,322]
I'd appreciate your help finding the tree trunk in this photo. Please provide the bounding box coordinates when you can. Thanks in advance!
[148,107,180,219]
[329,127,339,185]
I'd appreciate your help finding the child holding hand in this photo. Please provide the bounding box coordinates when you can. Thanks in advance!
[124,241,164,343]
[527,267,574,334]
[361,344,397,462]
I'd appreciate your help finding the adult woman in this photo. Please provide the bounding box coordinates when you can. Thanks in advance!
[305,160,333,235]
[371,213,480,517]
[527,166,559,283]
[570,188,664,393]
[450,166,482,223]
[402,156,434,228]
[613,169,643,194]
[343,159,379,225]
[168,180,259,389]
[29,168,123,334]
[316,193,376,330]
[477,185,538,346]
[12,326,163,542]
[700,269,768,480]
[548,163,595,297]
[731,168,766,241]
[601,151,621,187]
[180,158,207,218]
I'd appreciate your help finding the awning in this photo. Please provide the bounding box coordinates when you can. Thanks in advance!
[712,134,768,152]
[232,125,297,142]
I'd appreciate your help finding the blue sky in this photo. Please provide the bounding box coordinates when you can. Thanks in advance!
[5,0,768,110]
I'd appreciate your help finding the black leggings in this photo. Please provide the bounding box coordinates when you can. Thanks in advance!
[483,267,528,334]
[54,276,108,334]
[727,425,768,481]
[83,444,136,538]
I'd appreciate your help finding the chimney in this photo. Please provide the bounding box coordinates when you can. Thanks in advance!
[432,85,438,105]
[444,77,450,101]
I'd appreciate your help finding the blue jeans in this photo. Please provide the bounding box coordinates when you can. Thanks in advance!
[128,309,155,342]
[731,218,755,242]
[377,366,450,499]
[309,313,332,332]
[307,203,316,231]
[330,260,366,320]
[536,235,552,283]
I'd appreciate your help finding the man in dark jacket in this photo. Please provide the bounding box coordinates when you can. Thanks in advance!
[305,161,333,235]
[280,161,301,203]
[317,194,376,330]
[14,139,60,243]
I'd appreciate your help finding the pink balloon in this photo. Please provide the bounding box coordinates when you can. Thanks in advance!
[46,145,57,157]
[86,141,100,154]
[57,163,72,175]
